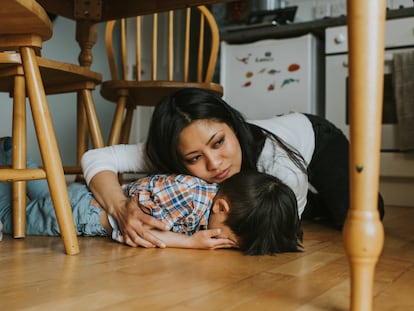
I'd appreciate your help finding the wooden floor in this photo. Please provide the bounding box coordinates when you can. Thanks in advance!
[1,205,413,311]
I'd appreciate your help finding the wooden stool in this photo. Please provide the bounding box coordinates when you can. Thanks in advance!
[0,0,79,255]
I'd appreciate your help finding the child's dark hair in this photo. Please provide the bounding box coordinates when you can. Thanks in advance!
[217,171,303,255]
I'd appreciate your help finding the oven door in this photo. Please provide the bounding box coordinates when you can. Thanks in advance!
[325,47,414,151]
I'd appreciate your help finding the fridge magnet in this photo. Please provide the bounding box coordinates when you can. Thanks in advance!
[245,71,254,78]
[267,69,281,75]
[236,53,251,64]
[288,63,300,72]
[242,81,252,88]
[281,78,300,88]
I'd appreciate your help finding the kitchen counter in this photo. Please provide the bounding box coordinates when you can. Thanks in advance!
[221,7,414,43]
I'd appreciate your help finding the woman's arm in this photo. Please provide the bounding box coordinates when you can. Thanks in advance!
[148,228,237,250]
[89,170,168,248]
[81,144,149,185]
[82,144,168,248]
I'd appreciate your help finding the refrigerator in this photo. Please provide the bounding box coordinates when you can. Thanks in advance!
[220,33,323,119]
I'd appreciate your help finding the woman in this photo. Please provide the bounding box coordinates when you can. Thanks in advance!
[82,88,384,248]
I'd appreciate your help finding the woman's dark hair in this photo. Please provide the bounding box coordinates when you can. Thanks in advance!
[218,171,303,255]
[146,87,306,174]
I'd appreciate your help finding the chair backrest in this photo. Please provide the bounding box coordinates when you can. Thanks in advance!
[105,5,219,84]
[0,0,52,51]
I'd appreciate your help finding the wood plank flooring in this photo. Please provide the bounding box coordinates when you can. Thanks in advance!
[1,205,413,310]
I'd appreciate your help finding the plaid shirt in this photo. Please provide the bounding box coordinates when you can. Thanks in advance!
[122,174,218,235]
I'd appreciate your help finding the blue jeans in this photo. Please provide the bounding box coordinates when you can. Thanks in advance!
[0,149,107,237]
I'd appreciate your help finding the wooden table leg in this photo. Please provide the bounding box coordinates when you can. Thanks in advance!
[75,20,99,175]
[75,20,98,68]
[343,0,386,310]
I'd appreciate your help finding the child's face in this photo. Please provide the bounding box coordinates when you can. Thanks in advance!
[208,205,239,247]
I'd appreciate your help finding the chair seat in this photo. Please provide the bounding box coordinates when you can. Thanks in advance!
[100,80,223,107]
[0,53,102,95]
[36,57,102,94]
[1,0,52,43]
[0,53,104,177]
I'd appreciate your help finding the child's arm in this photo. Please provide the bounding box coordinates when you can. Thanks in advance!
[104,212,236,250]
[148,228,237,250]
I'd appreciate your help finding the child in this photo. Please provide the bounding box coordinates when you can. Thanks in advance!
[0,137,303,255]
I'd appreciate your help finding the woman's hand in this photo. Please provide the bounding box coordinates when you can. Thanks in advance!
[88,170,168,248]
[112,198,168,248]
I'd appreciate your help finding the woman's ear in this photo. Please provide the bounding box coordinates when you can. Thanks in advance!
[212,198,231,214]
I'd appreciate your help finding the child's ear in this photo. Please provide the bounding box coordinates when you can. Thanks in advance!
[212,198,230,214]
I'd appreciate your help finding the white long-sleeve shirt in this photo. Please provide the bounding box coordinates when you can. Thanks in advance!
[249,113,315,217]
[81,112,315,217]
[81,143,150,184]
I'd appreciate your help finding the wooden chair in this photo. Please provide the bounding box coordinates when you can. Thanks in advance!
[0,5,105,177]
[0,0,86,254]
[101,5,223,145]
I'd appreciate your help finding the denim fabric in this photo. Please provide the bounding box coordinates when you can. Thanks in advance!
[0,181,107,237]
[0,142,107,237]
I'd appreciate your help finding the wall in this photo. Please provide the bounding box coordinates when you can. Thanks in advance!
[0,16,114,167]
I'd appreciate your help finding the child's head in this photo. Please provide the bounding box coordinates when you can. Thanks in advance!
[208,171,303,255]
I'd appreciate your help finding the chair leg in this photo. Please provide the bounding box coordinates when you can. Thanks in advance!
[120,105,134,144]
[12,74,27,238]
[20,46,79,255]
[64,90,104,178]
[70,90,104,178]
[81,89,104,148]
[108,95,127,145]
[77,92,89,171]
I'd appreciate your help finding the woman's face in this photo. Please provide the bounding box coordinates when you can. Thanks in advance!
[177,120,242,184]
